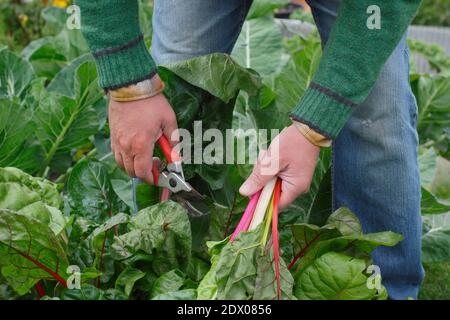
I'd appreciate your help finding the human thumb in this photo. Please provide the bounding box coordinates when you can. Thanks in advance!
[239,151,277,196]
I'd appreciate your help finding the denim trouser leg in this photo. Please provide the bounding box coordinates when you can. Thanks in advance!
[152,0,424,299]
[307,0,424,299]
[152,0,252,65]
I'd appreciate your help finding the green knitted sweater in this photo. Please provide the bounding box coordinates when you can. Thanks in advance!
[76,0,421,139]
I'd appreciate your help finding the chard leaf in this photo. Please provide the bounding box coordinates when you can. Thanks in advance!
[327,207,362,236]
[422,228,450,263]
[196,239,228,300]
[186,257,210,282]
[150,269,185,299]
[0,99,42,173]
[0,166,62,210]
[67,160,125,223]
[111,201,192,275]
[164,53,261,103]
[115,267,145,297]
[0,167,66,238]
[91,213,130,251]
[61,284,127,300]
[151,289,197,300]
[0,209,69,295]
[215,228,263,300]
[294,252,381,300]
[158,67,203,129]
[293,231,403,277]
[67,217,97,270]
[254,247,295,300]
[17,202,66,237]
[232,17,283,79]
[290,207,361,269]
[0,49,34,98]
[291,208,402,275]
[91,213,130,284]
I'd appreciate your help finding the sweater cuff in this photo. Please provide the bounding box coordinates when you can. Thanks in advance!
[289,84,354,139]
[93,37,157,90]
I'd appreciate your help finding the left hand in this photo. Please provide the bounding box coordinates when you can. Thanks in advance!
[239,124,320,211]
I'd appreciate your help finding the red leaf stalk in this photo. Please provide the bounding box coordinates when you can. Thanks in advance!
[35,282,46,299]
[272,178,282,300]
[17,251,67,288]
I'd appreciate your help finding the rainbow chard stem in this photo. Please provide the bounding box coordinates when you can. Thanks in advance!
[272,178,282,300]
[230,191,261,242]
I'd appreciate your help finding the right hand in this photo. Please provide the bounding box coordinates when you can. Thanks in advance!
[109,93,178,184]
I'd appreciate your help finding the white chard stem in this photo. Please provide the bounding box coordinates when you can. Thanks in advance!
[248,177,277,230]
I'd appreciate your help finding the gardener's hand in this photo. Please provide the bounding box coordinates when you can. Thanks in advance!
[109,93,178,184]
[239,124,320,211]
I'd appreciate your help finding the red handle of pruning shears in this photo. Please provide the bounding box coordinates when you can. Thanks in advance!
[157,135,181,163]
[151,135,182,185]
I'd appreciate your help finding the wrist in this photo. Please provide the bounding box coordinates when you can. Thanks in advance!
[291,120,332,148]
[107,74,165,102]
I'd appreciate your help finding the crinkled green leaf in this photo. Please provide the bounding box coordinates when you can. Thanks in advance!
[186,257,210,282]
[291,209,402,276]
[67,160,125,223]
[61,284,127,300]
[151,289,197,300]
[150,269,185,299]
[0,209,69,295]
[0,167,65,237]
[91,213,130,251]
[196,239,228,300]
[115,267,145,297]
[295,252,380,300]
[254,246,295,300]
[327,207,362,236]
[158,67,203,129]
[111,201,191,275]
[164,53,261,103]
[215,228,262,300]
[0,166,62,210]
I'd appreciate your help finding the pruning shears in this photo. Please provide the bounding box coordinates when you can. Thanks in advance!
[132,135,202,213]
[150,135,192,193]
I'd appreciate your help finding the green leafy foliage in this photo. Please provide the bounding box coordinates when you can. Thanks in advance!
[0,2,449,300]
[67,160,125,222]
[111,201,192,275]
[0,209,69,295]
[295,252,383,300]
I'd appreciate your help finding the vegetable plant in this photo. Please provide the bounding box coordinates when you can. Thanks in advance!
[0,1,449,300]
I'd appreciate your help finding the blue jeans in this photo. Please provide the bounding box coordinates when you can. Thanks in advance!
[152,0,424,299]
